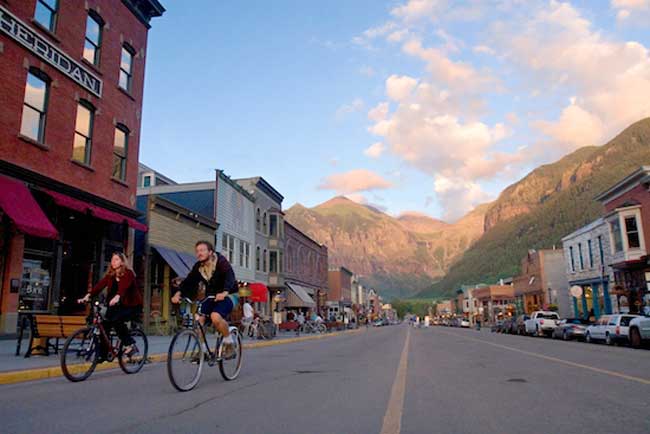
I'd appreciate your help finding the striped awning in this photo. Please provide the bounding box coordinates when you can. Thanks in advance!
[286,282,315,307]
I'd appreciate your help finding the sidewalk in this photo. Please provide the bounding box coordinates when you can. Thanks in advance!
[0,328,362,384]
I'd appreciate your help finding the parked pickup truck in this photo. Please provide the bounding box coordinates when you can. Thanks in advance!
[525,311,561,336]
[629,316,650,348]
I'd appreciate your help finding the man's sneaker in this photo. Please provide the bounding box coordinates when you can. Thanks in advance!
[221,342,237,360]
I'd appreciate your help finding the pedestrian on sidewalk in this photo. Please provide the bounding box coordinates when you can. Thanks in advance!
[296,311,305,336]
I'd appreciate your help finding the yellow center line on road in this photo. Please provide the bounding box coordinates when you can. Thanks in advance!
[435,328,650,386]
[380,327,411,434]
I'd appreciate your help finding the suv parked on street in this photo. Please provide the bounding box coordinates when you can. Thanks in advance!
[628,315,650,348]
[525,311,560,336]
[585,314,640,345]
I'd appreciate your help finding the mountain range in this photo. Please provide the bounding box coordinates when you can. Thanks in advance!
[285,117,650,300]
[285,198,488,299]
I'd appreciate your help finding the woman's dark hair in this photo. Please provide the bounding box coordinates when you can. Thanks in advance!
[195,240,215,252]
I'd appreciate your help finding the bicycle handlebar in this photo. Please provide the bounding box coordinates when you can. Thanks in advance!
[178,295,216,305]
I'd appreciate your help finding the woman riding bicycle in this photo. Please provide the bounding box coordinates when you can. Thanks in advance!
[79,252,142,357]
[171,240,238,357]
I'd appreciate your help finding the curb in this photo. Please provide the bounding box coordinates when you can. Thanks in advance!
[0,328,363,386]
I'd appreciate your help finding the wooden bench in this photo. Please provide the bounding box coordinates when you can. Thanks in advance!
[24,315,87,358]
[278,321,299,331]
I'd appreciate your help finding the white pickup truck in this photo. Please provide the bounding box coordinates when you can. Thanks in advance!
[525,311,561,336]
[629,316,650,348]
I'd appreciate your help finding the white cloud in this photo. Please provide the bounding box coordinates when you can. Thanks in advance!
[368,102,390,122]
[473,45,495,55]
[318,169,393,194]
[494,0,650,150]
[352,21,397,47]
[335,98,365,119]
[388,30,409,42]
[611,0,649,10]
[402,38,495,91]
[617,9,631,19]
[386,75,418,101]
[535,99,605,150]
[434,176,492,221]
[391,0,443,22]
[364,142,385,159]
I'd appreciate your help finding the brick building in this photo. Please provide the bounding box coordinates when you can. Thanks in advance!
[595,166,650,314]
[283,221,328,314]
[0,1,163,334]
[327,266,353,321]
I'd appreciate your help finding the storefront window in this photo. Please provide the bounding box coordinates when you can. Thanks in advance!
[20,236,54,312]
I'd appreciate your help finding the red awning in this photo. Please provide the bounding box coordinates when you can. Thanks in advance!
[249,283,269,303]
[0,177,58,239]
[44,190,148,232]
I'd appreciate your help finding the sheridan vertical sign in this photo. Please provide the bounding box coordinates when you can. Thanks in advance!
[0,6,102,97]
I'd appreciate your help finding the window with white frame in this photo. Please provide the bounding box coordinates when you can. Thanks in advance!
[239,240,244,267]
[244,243,250,269]
[256,246,260,271]
[222,234,235,263]
[624,216,641,249]
[263,249,267,272]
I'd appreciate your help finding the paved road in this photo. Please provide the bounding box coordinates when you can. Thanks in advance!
[1,326,649,434]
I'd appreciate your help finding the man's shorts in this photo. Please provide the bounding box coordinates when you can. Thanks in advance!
[199,296,235,319]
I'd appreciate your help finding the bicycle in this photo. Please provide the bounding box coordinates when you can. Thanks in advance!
[301,320,327,334]
[167,296,242,392]
[247,317,277,339]
[60,301,148,382]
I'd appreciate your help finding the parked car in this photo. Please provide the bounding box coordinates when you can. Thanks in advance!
[552,318,591,340]
[514,315,530,335]
[585,314,641,345]
[525,311,561,336]
[460,319,470,328]
[629,315,650,348]
[501,317,516,334]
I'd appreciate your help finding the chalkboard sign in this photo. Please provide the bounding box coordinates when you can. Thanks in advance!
[19,257,52,312]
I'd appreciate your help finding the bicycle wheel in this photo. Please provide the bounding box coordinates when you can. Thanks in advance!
[61,327,99,382]
[316,323,327,334]
[219,328,242,381]
[167,329,204,391]
[119,328,148,374]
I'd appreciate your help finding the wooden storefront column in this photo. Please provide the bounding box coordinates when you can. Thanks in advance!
[162,264,170,322]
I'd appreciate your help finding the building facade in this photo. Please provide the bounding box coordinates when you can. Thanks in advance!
[136,170,256,283]
[562,218,615,319]
[283,221,328,315]
[215,170,255,284]
[472,285,516,324]
[0,0,163,334]
[595,167,650,314]
[235,177,285,315]
[135,194,217,332]
[327,267,353,321]
[513,249,570,317]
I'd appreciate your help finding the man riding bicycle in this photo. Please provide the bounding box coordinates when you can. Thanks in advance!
[171,240,238,358]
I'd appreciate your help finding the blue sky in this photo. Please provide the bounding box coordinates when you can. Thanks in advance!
[139,0,650,221]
